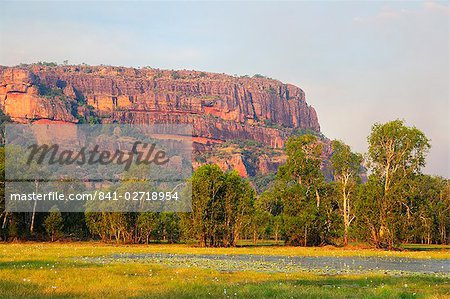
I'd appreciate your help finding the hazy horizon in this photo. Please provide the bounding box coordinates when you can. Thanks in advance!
[1,1,448,177]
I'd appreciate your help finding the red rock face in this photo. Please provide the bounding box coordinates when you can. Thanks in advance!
[0,65,322,176]
[0,68,77,123]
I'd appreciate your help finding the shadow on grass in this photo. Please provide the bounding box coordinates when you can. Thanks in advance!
[401,244,450,252]
[235,240,285,248]
[0,260,102,270]
[141,275,450,299]
[234,244,284,248]
[0,280,75,298]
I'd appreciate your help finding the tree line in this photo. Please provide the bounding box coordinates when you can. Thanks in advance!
[0,119,448,248]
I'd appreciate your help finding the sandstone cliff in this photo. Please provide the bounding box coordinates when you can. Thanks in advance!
[0,64,323,177]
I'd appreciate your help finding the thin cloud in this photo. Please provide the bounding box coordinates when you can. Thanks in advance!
[424,1,450,13]
[353,1,449,24]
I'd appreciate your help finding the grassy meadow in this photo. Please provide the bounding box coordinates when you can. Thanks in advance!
[0,243,448,298]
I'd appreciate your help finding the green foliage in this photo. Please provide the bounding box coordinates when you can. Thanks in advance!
[0,109,11,126]
[249,205,272,242]
[264,134,337,246]
[353,176,382,244]
[158,213,181,243]
[253,74,266,78]
[360,120,431,248]
[330,140,363,245]
[35,61,58,67]
[250,172,276,194]
[37,83,65,99]
[330,140,363,180]
[0,109,12,145]
[84,212,108,241]
[278,134,323,186]
[292,128,325,139]
[137,212,158,244]
[0,147,5,236]
[263,119,284,129]
[84,207,181,243]
[0,117,447,248]
[171,71,181,80]
[181,165,255,247]
[404,175,449,244]
[368,119,430,178]
[76,104,101,124]
[85,211,135,243]
[152,71,163,80]
[44,207,64,241]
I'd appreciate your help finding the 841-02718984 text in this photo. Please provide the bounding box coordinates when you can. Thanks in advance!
[97,191,179,201]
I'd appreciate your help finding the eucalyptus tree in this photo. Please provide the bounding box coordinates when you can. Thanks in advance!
[330,140,363,246]
[276,134,332,246]
[366,120,430,248]
[181,164,255,247]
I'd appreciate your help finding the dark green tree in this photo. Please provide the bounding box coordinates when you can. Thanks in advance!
[44,207,64,241]
[137,212,159,244]
[181,165,255,247]
[273,134,335,246]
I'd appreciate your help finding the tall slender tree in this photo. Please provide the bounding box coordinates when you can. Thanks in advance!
[330,140,363,246]
[367,120,430,248]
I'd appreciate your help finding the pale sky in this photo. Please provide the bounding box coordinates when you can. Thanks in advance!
[1,1,449,177]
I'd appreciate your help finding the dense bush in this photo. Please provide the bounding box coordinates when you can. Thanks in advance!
[0,120,448,247]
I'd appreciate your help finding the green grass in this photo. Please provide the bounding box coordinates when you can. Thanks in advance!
[0,243,448,298]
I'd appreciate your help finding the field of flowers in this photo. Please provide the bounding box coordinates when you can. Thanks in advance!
[0,243,448,298]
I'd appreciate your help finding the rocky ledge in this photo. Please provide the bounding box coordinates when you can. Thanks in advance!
[0,64,324,177]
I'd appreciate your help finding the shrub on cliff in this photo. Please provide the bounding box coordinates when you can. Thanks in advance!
[171,71,181,80]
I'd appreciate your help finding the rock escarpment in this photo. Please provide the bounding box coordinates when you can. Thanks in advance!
[0,65,322,177]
